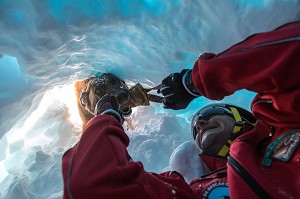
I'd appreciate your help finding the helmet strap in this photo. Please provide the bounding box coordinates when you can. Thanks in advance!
[217,106,243,157]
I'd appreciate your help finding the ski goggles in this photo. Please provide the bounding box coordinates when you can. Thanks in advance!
[191,104,242,138]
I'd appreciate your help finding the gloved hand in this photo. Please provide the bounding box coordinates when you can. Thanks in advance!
[158,69,200,110]
[94,94,125,124]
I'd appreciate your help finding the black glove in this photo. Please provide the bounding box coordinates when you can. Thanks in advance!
[158,69,200,110]
[94,94,125,124]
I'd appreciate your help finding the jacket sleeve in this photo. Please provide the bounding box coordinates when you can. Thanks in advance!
[192,22,300,100]
[62,115,193,199]
[191,22,300,127]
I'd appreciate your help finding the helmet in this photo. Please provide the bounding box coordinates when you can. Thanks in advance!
[191,103,257,157]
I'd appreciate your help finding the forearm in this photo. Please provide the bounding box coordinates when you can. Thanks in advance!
[62,115,140,198]
[62,115,193,199]
[192,22,300,100]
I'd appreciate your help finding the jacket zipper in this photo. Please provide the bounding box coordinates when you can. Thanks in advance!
[227,155,272,199]
[219,36,300,57]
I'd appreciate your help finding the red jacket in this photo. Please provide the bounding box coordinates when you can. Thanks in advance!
[62,22,300,199]
[192,21,300,198]
[62,115,194,199]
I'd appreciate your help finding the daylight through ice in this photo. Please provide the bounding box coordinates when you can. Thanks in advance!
[0,0,300,198]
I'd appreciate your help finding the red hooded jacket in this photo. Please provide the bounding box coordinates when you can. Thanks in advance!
[62,22,300,199]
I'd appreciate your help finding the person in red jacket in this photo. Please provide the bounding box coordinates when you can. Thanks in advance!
[62,21,300,198]
[158,21,300,198]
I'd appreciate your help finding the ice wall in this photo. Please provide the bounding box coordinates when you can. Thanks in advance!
[0,0,299,198]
